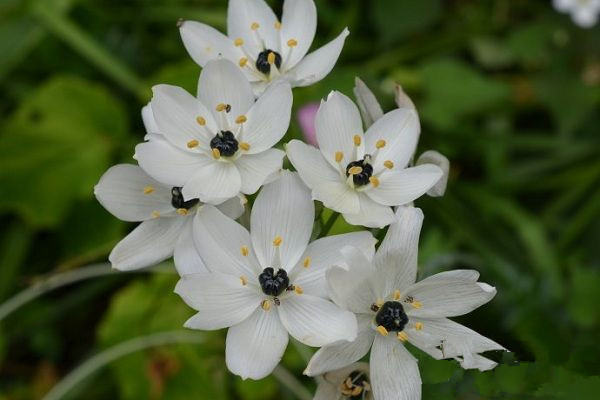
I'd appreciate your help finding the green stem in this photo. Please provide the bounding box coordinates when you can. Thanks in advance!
[273,365,312,400]
[320,212,340,237]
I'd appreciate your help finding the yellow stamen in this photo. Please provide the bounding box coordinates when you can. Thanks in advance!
[215,103,227,112]
[187,139,199,149]
[240,246,249,257]
[353,135,362,146]
[240,276,247,286]
[176,208,188,216]
[274,21,281,30]
[376,139,386,149]
[303,256,311,268]
[294,285,303,295]
[335,151,344,163]
[143,186,154,195]
[393,290,401,300]
[287,38,298,47]
[412,301,422,309]
[196,116,206,126]
[376,325,389,336]
[415,322,423,331]
[261,299,271,311]
[397,331,409,342]
[233,37,244,46]
[384,160,394,169]
[351,387,363,397]
[235,115,247,124]
[273,236,282,247]
[376,298,384,307]
[250,22,260,30]
[151,211,161,218]
[212,148,221,159]
[239,142,250,151]
[348,166,363,175]
[239,57,248,67]
[369,176,380,187]
[267,52,276,65]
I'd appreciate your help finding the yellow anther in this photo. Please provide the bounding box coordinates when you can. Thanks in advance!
[176,208,188,216]
[376,298,384,307]
[241,246,249,257]
[384,160,394,169]
[196,116,206,126]
[212,148,221,159]
[216,103,227,112]
[239,142,250,151]
[261,299,271,311]
[376,139,386,149]
[348,166,363,175]
[335,151,344,163]
[415,322,423,331]
[187,139,199,149]
[412,301,422,309]
[369,176,380,187]
[267,52,276,65]
[239,57,248,67]
[303,256,311,268]
[294,285,303,295]
[393,290,401,300]
[274,21,281,30]
[287,38,298,47]
[351,387,363,397]
[376,325,389,336]
[233,37,244,46]
[353,135,362,146]
[397,331,409,342]
[273,236,282,247]
[151,211,161,218]
[143,186,154,195]
[235,115,247,124]
[240,276,247,286]
[251,22,260,30]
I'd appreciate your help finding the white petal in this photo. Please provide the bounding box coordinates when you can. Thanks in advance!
[394,84,416,110]
[134,139,210,187]
[198,58,254,120]
[460,354,498,371]
[280,0,317,69]
[250,171,314,270]
[182,160,242,204]
[235,149,284,194]
[290,28,349,87]
[553,0,573,12]
[279,294,357,347]
[372,206,423,298]
[151,84,217,150]
[354,77,383,127]
[175,272,261,330]
[285,139,339,189]
[342,193,395,228]
[292,231,377,298]
[179,20,244,67]
[313,181,360,214]
[141,104,159,136]
[242,82,292,154]
[419,269,480,283]
[215,195,246,220]
[312,382,339,400]
[304,315,375,376]
[109,217,186,271]
[194,205,261,277]
[315,91,364,168]
[226,307,288,380]
[366,164,443,206]
[365,108,420,171]
[416,150,450,197]
[227,0,280,55]
[572,7,599,28]
[94,164,173,222]
[370,336,421,400]
[173,218,208,275]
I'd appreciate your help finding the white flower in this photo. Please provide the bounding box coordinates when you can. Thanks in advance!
[286,91,443,228]
[179,0,349,94]
[553,0,600,28]
[314,362,372,400]
[305,206,505,400]
[94,164,245,273]
[175,171,376,379]
[134,58,292,204]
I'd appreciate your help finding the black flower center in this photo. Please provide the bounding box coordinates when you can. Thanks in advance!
[171,187,200,210]
[210,130,238,157]
[258,267,290,296]
[346,158,373,186]
[340,370,370,399]
[255,49,282,74]
[375,301,409,332]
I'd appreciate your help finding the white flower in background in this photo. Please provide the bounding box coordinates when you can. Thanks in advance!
[305,206,505,400]
[314,362,372,400]
[179,0,349,94]
[175,171,376,379]
[553,0,600,28]
[135,58,292,204]
[94,164,244,274]
[286,91,443,228]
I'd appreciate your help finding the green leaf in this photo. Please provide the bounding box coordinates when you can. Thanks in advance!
[568,267,600,328]
[371,0,443,45]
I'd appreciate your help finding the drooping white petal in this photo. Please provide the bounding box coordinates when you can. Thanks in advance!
[313,181,360,214]
[459,353,498,371]
[292,231,377,298]
[290,28,349,87]
[372,206,423,297]
[366,164,443,206]
[182,160,242,204]
[141,104,159,137]
[280,0,317,69]
[416,150,450,197]
[241,82,292,154]
[193,205,261,277]
[94,164,173,222]
[226,307,288,380]
[304,315,375,376]
[179,21,245,68]
[285,139,340,189]
[279,294,357,347]
[354,77,383,128]
[173,218,208,275]
[227,0,280,55]
[109,217,186,271]
[365,108,420,171]
[235,149,284,194]
[215,194,246,220]
[370,336,421,400]
[198,58,254,120]
[250,171,314,270]
[175,272,261,330]
[342,193,395,228]
[315,91,364,168]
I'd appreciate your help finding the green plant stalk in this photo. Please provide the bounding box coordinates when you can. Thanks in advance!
[320,212,340,238]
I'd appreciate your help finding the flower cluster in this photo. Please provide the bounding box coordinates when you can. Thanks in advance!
[95,0,504,398]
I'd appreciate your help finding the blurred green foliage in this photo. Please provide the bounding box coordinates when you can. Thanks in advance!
[0,0,599,399]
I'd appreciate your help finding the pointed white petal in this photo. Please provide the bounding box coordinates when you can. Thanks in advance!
[366,164,443,206]
[279,294,357,347]
[94,164,173,222]
[228,0,280,55]
[179,20,243,67]
[176,272,261,330]
[417,150,450,197]
[173,218,209,275]
[285,139,339,189]
[394,83,416,110]
[280,0,317,69]
[109,217,186,271]
[215,194,246,220]
[291,28,349,87]
[370,336,421,400]
[194,205,261,277]
[312,382,339,400]
[250,171,314,270]
[354,77,383,127]
[460,353,498,371]
[313,181,360,214]
[226,307,288,380]
[419,269,480,283]
[342,193,395,228]
[141,104,159,136]
[235,149,284,194]
[304,315,375,376]
[182,160,241,204]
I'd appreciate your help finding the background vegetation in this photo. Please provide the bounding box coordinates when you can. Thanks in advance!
[0,0,599,399]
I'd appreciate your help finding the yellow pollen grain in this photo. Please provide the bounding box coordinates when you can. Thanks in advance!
[303,256,311,268]
[376,325,389,336]
[369,176,380,187]
[251,22,260,30]
[348,166,363,175]
[176,208,188,216]
[415,322,423,331]
[239,57,248,67]
[187,139,199,148]
[240,246,249,257]
[384,160,394,169]
[353,135,362,146]
[196,116,206,126]
[212,148,221,159]
[412,301,422,309]
[335,151,344,163]
[216,103,227,112]
[397,331,409,342]
[351,387,363,397]
[235,115,247,124]
[274,21,281,30]
[267,52,276,65]
[240,276,247,286]
[294,285,303,295]
[287,38,298,47]
[233,37,244,46]
[393,290,401,300]
[143,186,154,195]
[273,236,282,247]
[376,298,384,307]
[151,211,161,218]
[261,299,271,311]
[376,139,386,149]
[239,142,251,151]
